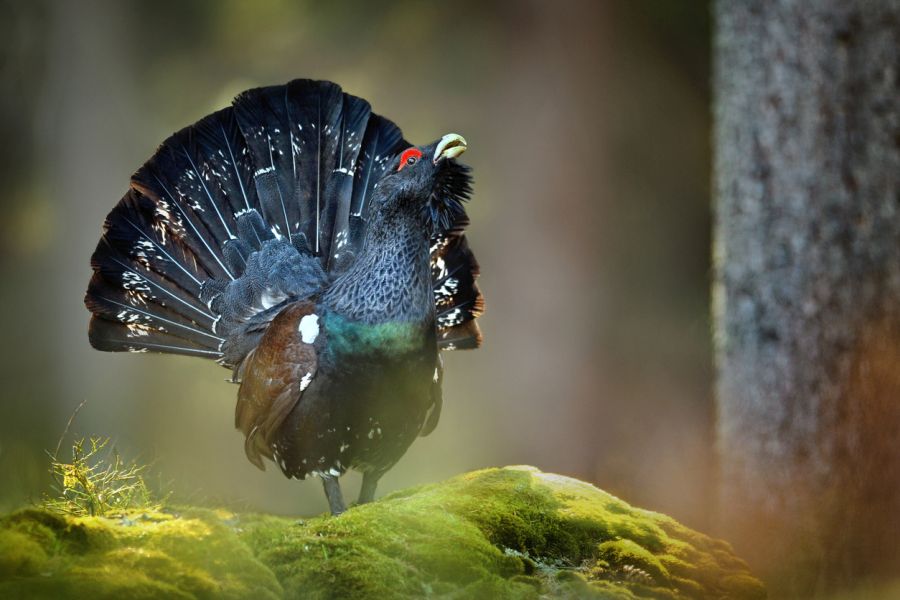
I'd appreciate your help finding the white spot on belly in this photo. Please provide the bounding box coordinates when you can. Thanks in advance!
[299,372,313,391]
[298,314,320,344]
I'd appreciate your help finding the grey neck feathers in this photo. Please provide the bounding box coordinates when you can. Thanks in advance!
[322,207,433,324]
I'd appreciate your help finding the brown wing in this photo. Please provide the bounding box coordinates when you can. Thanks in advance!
[234,301,320,470]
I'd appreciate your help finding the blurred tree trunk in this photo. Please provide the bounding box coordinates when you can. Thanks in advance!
[713,0,900,596]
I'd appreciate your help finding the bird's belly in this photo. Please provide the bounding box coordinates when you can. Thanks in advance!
[276,323,436,479]
[328,353,433,472]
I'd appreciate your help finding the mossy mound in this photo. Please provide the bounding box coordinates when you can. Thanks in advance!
[0,506,281,599]
[0,466,764,599]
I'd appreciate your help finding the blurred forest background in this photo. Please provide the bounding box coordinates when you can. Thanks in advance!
[0,0,712,529]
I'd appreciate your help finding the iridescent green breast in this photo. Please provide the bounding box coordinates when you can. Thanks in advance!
[323,312,428,358]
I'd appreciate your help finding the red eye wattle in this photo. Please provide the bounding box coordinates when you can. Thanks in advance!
[398,148,423,171]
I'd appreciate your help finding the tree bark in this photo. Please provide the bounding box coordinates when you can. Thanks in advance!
[713,0,900,595]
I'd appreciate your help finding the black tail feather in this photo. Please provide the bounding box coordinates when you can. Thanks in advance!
[90,243,215,330]
[86,272,223,353]
[191,108,259,217]
[233,83,310,244]
[322,91,372,271]
[88,316,223,358]
[348,114,407,247]
[97,189,209,293]
[431,228,484,351]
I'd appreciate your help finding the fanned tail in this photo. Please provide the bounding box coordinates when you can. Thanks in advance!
[86,78,482,362]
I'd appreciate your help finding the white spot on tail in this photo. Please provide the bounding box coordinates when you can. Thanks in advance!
[298,314,320,344]
[434,257,448,279]
[437,308,463,328]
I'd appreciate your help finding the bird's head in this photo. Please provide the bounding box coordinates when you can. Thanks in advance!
[373,133,472,234]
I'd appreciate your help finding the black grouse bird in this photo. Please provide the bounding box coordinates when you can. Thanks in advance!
[84,79,483,515]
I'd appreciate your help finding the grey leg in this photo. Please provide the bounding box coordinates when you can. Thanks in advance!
[322,476,346,515]
[358,471,382,505]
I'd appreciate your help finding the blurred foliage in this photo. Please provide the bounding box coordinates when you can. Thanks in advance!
[43,437,160,517]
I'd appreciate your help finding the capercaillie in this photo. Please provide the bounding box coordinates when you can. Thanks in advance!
[84,79,483,514]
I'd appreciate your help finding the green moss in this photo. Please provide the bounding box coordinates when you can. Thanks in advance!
[0,508,282,600]
[0,529,49,577]
[0,466,764,599]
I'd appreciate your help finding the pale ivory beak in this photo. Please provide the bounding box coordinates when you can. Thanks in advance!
[434,133,467,163]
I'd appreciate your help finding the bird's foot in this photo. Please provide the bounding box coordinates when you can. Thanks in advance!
[357,471,382,505]
[321,475,346,515]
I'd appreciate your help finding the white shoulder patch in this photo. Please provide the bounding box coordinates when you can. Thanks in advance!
[298,314,320,344]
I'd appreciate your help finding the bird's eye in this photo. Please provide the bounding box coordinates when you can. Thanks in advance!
[398,148,423,171]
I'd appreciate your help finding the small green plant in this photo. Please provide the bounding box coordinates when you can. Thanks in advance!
[43,436,160,516]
